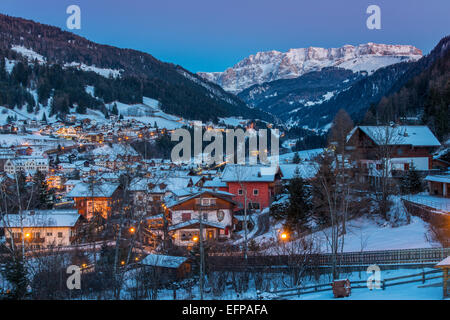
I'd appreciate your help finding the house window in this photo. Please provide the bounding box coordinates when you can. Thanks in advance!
[404,163,410,171]
[201,198,216,206]
[238,189,243,195]
[253,189,259,196]
[58,232,63,238]
[47,232,52,236]
[180,231,198,241]
[249,203,260,210]
[182,212,191,222]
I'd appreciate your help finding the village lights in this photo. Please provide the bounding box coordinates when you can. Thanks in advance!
[192,235,199,242]
[24,233,31,239]
[280,232,289,241]
[121,261,125,265]
[129,227,135,233]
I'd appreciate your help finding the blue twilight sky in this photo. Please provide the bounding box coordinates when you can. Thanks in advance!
[0,0,448,73]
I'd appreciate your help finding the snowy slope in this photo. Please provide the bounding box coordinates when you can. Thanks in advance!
[255,215,438,254]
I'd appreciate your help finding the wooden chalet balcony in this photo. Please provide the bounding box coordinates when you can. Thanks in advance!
[193,204,227,211]
[6,237,46,244]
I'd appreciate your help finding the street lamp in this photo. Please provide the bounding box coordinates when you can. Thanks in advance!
[280,232,289,241]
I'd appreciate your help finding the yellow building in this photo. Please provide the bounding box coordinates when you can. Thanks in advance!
[1,210,81,250]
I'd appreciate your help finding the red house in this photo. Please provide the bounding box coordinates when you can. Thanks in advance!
[220,165,282,211]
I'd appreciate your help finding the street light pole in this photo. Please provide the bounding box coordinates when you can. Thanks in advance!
[198,194,205,300]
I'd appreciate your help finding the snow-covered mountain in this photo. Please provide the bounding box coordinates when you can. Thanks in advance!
[198,43,422,93]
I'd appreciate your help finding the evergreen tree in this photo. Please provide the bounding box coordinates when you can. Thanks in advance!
[41,112,47,123]
[1,256,29,300]
[283,168,311,232]
[292,152,301,164]
[33,170,54,209]
[111,103,118,116]
[400,163,424,195]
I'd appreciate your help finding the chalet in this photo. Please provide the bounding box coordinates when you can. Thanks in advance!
[0,210,81,249]
[0,123,18,134]
[0,149,15,170]
[66,182,121,219]
[425,172,450,198]
[166,189,236,247]
[220,164,282,211]
[85,132,104,143]
[347,125,441,177]
[64,179,79,193]
[139,254,191,282]
[129,177,168,216]
[46,175,63,190]
[4,157,50,174]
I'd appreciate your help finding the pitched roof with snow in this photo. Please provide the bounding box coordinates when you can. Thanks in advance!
[221,164,279,182]
[166,189,235,208]
[349,125,441,147]
[66,182,120,198]
[279,163,318,180]
[141,254,188,269]
[168,219,227,231]
[425,173,450,184]
[203,177,227,188]
[436,256,450,268]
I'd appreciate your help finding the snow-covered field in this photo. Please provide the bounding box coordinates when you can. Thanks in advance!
[120,267,445,300]
[293,267,444,300]
[314,216,438,253]
[254,215,438,254]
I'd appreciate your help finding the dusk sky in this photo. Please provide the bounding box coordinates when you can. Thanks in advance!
[0,0,448,73]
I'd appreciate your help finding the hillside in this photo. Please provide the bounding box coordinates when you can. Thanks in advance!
[368,36,450,140]
[0,14,272,123]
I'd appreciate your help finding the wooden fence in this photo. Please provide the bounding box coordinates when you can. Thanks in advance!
[209,247,450,271]
[270,268,443,299]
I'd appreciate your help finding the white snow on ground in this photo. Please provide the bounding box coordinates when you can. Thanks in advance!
[281,139,298,150]
[303,91,335,107]
[293,268,444,300]
[11,45,46,64]
[104,97,186,129]
[142,97,160,108]
[219,117,248,127]
[4,58,16,73]
[64,62,122,78]
[402,194,450,213]
[275,148,325,163]
[336,55,421,75]
[85,86,95,97]
[313,216,438,253]
[120,267,446,300]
